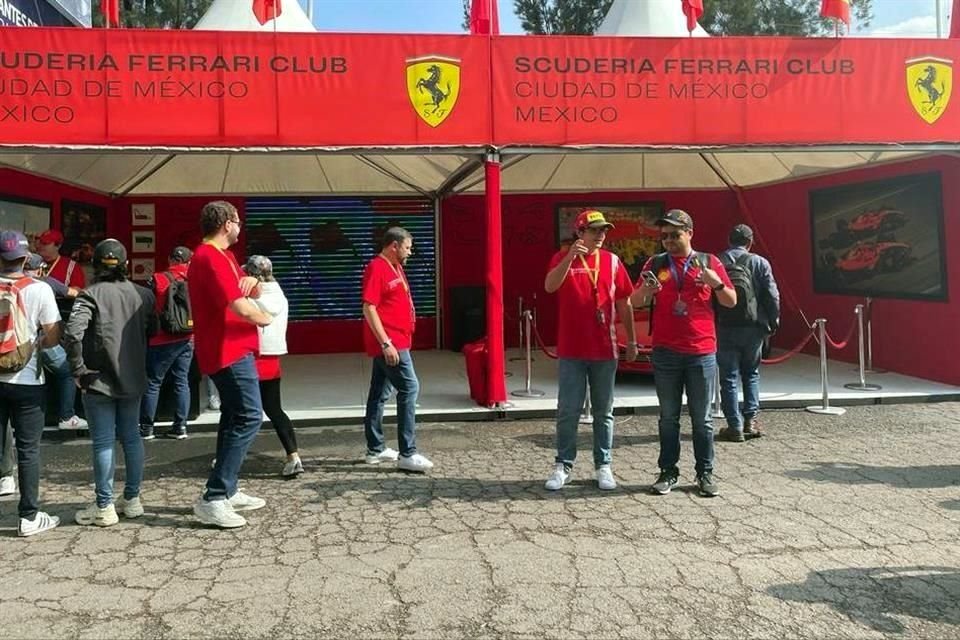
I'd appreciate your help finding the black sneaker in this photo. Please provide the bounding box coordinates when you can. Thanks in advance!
[651,470,679,495]
[139,425,155,440]
[163,425,188,440]
[697,473,719,497]
[716,428,745,443]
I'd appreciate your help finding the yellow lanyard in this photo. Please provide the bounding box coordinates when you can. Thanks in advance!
[578,254,600,291]
[204,241,241,280]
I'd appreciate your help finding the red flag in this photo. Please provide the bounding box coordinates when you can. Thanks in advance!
[253,0,283,26]
[100,0,120,27]
[820,0,851,26]
[681,0,704,33]
[950,0,960,39]
[469,0,499,35]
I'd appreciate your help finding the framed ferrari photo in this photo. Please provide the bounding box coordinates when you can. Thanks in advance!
[809,172,947,301]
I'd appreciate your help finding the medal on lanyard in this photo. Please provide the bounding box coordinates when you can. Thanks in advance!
[669,255,696,317]
[579,254,605,325]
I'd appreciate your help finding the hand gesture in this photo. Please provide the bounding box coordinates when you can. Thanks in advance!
[383,344,400,366]
[695,268,722,290]
[567,239,589,261]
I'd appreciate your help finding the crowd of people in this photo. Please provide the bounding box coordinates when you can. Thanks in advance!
[0,201,434,536]
[0,201,778,537]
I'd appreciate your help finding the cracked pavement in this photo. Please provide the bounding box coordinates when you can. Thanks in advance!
[1,403,959,639]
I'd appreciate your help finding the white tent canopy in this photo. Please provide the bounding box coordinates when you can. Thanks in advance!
[597,0,710,37]
[194,0,316,32]
[0,148,929,196]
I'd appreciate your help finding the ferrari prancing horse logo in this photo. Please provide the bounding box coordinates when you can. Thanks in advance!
[906,56,952,124]
[406,56,461,127]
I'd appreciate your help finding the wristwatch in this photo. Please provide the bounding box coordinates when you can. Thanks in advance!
[712,283,725,291]
[381,339,393,349]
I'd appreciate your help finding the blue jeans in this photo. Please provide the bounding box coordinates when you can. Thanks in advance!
[82,392,144,508]
[364,350,419,457]
[555,358,617,469]
[717,326,765,432]
[0,383,45,519]
[652,347,716,476]
[41,345,77,421]
[206,354,262,501]
[140,340,194,428]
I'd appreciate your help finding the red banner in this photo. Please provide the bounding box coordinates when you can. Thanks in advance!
[492,36,960,146]
[3,29,960,148]
[0,29,490,147]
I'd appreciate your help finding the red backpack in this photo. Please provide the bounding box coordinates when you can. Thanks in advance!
[0,277,38,374]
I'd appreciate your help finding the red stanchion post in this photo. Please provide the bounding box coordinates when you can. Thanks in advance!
[806,318,846,416]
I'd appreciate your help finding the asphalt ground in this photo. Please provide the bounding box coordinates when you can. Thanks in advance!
[1,403,958,639]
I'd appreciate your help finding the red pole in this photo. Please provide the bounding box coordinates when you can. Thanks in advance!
[484,152,507,406]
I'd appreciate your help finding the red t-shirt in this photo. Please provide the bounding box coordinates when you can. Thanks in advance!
[149,262,192,347]
[549,249,633,360]
[362,255,415,357]
[46,255,85,289]
[187,243,259,375]
[641,252,733,355]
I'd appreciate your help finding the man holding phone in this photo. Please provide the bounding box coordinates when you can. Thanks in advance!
[543,210,637,491]
[630,209,736,498]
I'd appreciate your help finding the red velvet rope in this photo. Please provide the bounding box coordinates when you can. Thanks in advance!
[761,328,816,365]
[531,321,559,360]
[824,317,857,351]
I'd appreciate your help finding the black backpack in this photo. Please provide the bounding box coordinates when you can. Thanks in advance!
[158,272,193,335]
[716,253,759,326]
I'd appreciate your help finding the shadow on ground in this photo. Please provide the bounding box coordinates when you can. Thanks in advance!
[785,462,960,489]
[769,566,960,633]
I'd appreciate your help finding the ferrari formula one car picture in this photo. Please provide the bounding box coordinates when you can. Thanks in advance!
[822,239,913,284]
[818,208,909,251]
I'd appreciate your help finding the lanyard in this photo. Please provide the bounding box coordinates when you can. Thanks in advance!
[204,241,241,280]
[578,253,600,291]
[380,255,409,292]
[668,254,697,294]
[45,255,61,278]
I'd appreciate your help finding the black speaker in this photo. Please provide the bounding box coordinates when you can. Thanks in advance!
[448,286,486,352]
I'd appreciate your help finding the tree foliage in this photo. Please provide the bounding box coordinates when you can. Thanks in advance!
[93,0,214,29]
[701,0,873,36]
[512,0,614,35]
[505,0,874,36]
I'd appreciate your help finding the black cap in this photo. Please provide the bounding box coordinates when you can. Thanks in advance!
[93,238,127,269]
[24,253,44,271]
[169,246,192,264]
[656,209,694,229]
[729,224,754,246]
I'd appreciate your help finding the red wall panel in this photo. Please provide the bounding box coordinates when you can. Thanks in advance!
[742,155,960,385]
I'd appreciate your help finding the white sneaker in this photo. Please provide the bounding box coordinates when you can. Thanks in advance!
[75,503,119,527]
[281,459,304,477]
[397,453,434,472]
[115,496,144,518]
[207,395,221,411]
[596,465,617,491]
[58,415,88,430]
[227,491,266,512]
[544,463,570,491]
[0,475,15,496]
[194,498,246,528]
[18,511,59,537]
[365,448,400,465]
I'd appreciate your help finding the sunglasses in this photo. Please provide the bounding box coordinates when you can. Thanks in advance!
[660,230,686,240]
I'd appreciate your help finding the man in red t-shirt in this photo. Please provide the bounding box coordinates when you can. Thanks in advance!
[361,227,434,473]
[543,210,637,492]
[139,246,194,441]
[187,201,273,529]
[36,229,86,291]
[630,209,736,498]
